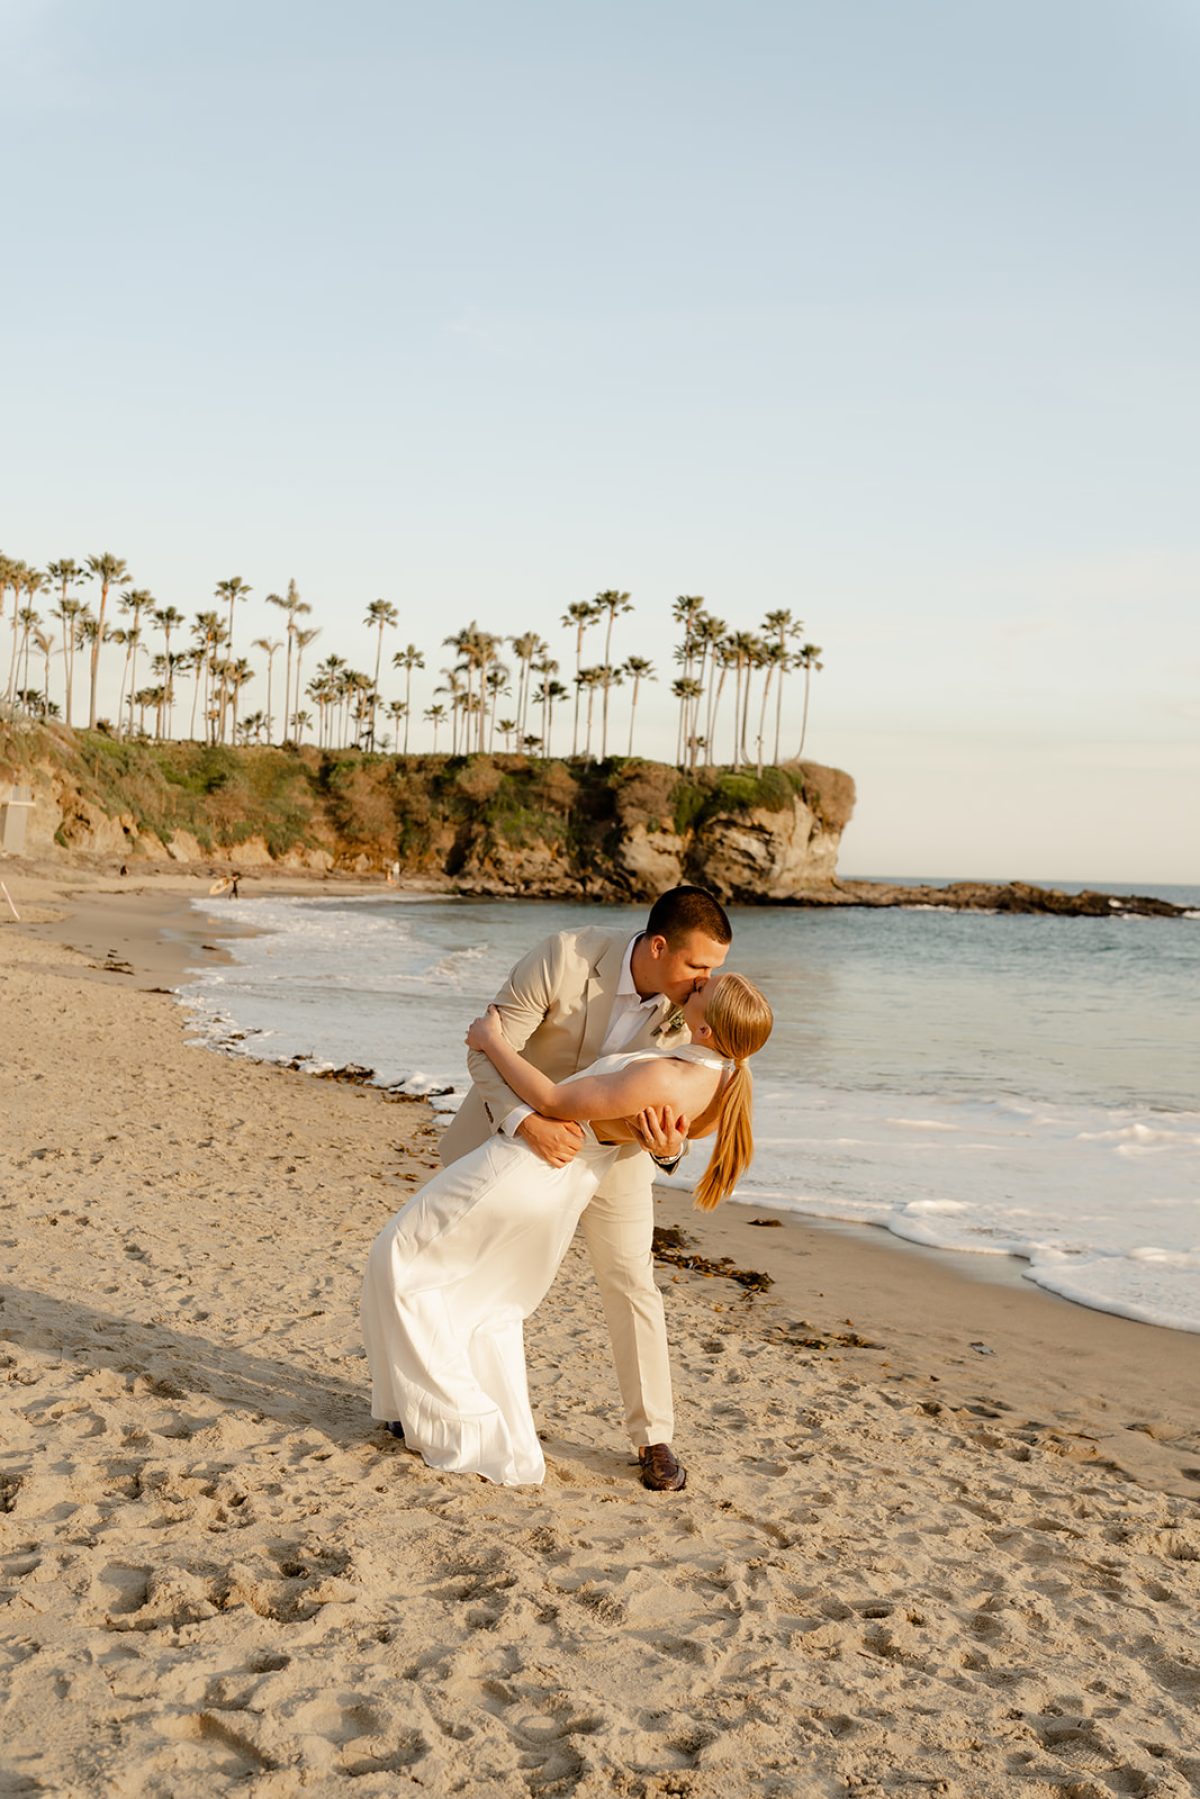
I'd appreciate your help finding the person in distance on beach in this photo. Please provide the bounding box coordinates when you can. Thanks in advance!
[435,885,734,1491]
[361,967,774,1487]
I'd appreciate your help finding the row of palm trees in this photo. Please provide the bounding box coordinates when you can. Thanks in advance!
[0,553,825,771]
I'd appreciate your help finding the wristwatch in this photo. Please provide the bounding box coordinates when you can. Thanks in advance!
[650,1145,687,1176]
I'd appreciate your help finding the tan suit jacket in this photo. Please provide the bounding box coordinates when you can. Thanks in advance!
[438,925,687,1197]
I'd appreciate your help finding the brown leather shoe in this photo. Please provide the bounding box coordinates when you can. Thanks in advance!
[638,1443,687,1491]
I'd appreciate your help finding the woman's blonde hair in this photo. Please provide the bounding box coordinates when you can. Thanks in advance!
[693,972,774,1211]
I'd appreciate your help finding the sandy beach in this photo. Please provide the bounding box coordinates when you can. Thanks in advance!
[2,865,1199,1798]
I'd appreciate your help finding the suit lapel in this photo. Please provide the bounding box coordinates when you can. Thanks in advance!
[579,933,631,1067]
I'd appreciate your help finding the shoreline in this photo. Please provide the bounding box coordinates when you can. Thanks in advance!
[8,861,1200,1500]
[15,860,1199,1345]
[4,859,1200,1793]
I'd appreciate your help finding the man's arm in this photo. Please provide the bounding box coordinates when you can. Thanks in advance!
[467,1006,687,1123]
[464,932,568,1128]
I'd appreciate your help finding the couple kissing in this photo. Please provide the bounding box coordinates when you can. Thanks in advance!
[361,886,773,1489]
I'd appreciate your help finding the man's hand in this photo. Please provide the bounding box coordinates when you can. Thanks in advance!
[632,1105,689,1163]
[465,1004,505,1054]
[517,1113,585,1168]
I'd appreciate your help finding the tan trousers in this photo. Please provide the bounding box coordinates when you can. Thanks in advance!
[578,1176,674,1448]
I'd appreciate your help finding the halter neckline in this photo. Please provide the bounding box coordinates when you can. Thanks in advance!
[664,1043,726,1071]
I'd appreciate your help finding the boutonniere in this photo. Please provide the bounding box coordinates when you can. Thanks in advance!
[652,1005,687,1041]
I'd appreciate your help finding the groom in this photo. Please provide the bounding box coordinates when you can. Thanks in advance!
[438,885,733,1491]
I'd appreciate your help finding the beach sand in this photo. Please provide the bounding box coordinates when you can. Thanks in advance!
[2,865,1199,1797]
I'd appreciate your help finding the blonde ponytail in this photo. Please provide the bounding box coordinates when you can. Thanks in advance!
[691,973,773,1210]
[694,1061,753,1210]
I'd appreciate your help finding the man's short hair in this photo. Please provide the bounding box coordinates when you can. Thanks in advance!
[646,885,732,947]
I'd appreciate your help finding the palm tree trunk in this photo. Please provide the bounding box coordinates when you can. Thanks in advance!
[283,634,294,741]
[372,629,384,750]
[756,667,775,778]
[798,668,812,757]
[116,653,130,735]
[571,628,583,756]
[7,600,23,708]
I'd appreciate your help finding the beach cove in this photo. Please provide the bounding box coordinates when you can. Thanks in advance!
[3,867,1200,1797]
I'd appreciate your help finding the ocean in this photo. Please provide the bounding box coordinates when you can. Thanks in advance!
[179,886,1200,1335]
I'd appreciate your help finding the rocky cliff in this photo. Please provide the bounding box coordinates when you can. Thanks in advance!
[0,721,856,902]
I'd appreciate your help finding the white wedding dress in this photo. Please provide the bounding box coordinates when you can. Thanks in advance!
[361,1045,722,1485]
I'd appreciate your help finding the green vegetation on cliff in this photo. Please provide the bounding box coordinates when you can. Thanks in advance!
[1,721,854,899]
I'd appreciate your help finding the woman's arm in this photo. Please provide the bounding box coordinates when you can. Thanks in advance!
[465,1006,707,1125]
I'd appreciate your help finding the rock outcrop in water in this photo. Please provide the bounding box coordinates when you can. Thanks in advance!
[806,879,1188,919]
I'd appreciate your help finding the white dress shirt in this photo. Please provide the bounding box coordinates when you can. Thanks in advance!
[500,934,660,1137]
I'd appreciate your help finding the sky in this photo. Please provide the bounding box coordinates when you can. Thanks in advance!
[1,0,1197,883]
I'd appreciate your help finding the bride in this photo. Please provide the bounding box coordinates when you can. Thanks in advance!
[361,971,773,1486]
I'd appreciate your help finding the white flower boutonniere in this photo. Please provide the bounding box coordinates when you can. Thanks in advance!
[652,1005,687,1042]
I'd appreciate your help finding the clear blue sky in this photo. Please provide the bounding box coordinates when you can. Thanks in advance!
[2,0,1196,882]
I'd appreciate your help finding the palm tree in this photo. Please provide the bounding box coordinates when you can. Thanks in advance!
[17,582,45,698]
[215,576,251,661]
[444,621,499,753]
[689,611,724,766]
[268,580,310,740]
[498,716,519,752]
[671,677,703,770]
[392,644,424,754]
[726,631,761,770]
[46,560,82,726]
[34,627,54,714]
[433,669,467,751]
[593,590,632,759]
[111,627,139,733]
[74,610,102,720]
[83,553,129,728]
[118,589,154,735]
[508,631,546,745]
[671,596,705,763]
[148,609,181,739]
[213,578,251,739]
[753,639,788,776]
[424,701,447,751]
[190,612,226,741]
[534,675,568,756]
[386,698,407,749]
[763,609,802,765]
[485,663,510,751]
[364,598,399,749]
[705,636,735,767]
[311,653,346,748]
[227,657,254,740]
[52,595,84,726]
[794,643,825,757]
[252,637,282,742]
[291,626,320,739]
[5,564,40,705]
[349,671,377,747]
[561,599,599,756]
[622,655,656,757]
[3,559,29,707]
[576,665,604,759]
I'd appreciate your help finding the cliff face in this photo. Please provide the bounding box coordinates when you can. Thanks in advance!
[0,722,855,901]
